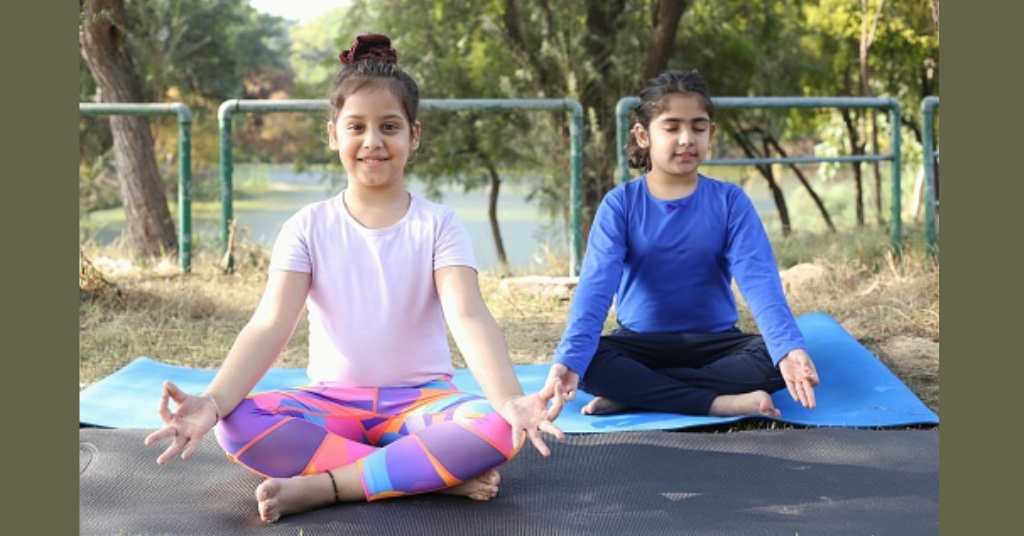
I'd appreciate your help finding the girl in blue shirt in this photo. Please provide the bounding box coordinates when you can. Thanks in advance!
[544,70,819,419]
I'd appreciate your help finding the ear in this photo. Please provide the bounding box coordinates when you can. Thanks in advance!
[327,121,338,150]
[632,123,649,149]
[410,121,421,151]
[709,122,717,140]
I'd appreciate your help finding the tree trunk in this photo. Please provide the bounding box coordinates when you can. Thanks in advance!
[80,0,177,257]
[497,0,689,241]
[726,123,791,236]
[482,158,512,277]
[579,0,629,240]
[860,0,887,226]
[642,1,690,84]
[871,113,884,226]
[841,109,866,226]
[765,135,836,233]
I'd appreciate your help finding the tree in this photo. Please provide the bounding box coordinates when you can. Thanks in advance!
[805,0,939,226]
[80,0,177,256]
[493,0,691,236]
[80,0,293,244]
[672,0,836,234]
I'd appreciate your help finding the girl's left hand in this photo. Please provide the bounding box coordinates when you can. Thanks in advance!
[779,349,820,409]
[500,393,565,457]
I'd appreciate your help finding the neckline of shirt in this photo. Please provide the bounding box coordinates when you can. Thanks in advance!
[336,190,417,235]
[641,174,704,209]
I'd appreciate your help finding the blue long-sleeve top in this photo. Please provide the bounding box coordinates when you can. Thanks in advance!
[554,175,806,377]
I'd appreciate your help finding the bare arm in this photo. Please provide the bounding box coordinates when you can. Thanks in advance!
[204,270,311,414]
[434,266,563,455]
[144,270,310,464]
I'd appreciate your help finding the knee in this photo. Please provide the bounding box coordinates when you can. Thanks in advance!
[451,398,498,425]
[579,349,620,395]
[452,399,521,460]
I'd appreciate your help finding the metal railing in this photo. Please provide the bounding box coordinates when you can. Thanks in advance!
[218,98,585,275]
[615,96,904,252]
[79,103,193,272]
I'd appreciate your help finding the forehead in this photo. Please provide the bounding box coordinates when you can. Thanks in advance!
[339,88,407,120]
[653,93,711,122]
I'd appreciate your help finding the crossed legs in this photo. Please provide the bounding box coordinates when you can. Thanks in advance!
[579,329,786,417]
[214,381,518,522]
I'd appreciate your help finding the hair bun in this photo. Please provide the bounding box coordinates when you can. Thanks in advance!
[339,34,398,65]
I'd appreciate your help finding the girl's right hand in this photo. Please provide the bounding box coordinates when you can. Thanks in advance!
[143,381,219,465]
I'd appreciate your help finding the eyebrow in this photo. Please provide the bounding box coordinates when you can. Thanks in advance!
[340,113,407,121]
[657,117,711,124]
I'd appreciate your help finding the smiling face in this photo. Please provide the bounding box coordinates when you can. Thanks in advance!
[633,93,715,185]
[328,87,420,191]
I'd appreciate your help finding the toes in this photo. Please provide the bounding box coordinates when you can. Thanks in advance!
[258,501,280,523]
[482,469,500,486]
[581,399,597,415]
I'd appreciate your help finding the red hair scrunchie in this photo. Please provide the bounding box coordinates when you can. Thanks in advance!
[339,33,398,65]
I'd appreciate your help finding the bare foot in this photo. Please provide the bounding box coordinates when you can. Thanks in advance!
[708,390,780,418]
[440,468,501,501]
[581,396,632,415]
[255,473,334,523]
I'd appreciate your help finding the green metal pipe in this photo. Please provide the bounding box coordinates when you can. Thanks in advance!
[217,98,585,276]
[217,101,236,272]
[178,120,192,272]
[888,98,903,255]
[79,102,193,272]
[922,96,939,255]
[566,99,585,276]
[616,98,634,186]
[705,155,892,166]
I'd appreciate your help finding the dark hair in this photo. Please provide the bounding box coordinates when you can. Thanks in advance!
[328,34,420,125]
[626,70,714,171]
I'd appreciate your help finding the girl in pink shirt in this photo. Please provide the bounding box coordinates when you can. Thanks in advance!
[144,34,562,523]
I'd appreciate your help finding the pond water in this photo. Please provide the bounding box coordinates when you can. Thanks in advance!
[80,164,838,273]
[80,166,570,273]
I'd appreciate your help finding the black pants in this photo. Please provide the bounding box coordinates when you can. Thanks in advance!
[579,327,786,416]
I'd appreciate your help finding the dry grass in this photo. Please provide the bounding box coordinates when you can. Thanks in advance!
[80,227,939,415]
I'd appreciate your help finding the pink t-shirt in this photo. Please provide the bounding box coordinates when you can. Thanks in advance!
[269,192,477,387]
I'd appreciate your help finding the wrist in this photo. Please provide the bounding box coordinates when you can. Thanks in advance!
[202,393,222,423]
[497,393,524,409]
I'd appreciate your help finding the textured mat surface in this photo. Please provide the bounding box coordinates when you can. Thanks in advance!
[81,428,939,536]
[80,313,939,431]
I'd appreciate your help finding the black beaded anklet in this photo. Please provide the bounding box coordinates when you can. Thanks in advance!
[326,471,340,503]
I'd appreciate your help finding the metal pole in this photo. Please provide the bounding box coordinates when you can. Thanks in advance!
[888,99,903,255]
[567,99,585,276]
[217,101,236,271]
[178,119,192,272]
[922,96,939,255]
[616,98,636,184]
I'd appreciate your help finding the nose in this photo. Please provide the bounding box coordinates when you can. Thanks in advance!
[678,129,693,147]
[363,129,383,149]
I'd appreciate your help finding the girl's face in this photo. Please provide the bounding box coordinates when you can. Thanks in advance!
[328,88,420,191]
[634,93,715,184]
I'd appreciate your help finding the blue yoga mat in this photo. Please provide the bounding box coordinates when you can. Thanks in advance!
[80,313,938,432]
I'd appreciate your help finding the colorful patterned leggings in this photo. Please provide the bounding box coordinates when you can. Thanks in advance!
[213,376,519,501]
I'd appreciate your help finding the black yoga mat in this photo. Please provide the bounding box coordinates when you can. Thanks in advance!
[81,428,938,536]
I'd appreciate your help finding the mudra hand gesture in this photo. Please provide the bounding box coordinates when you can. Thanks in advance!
[143,380,220,465]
